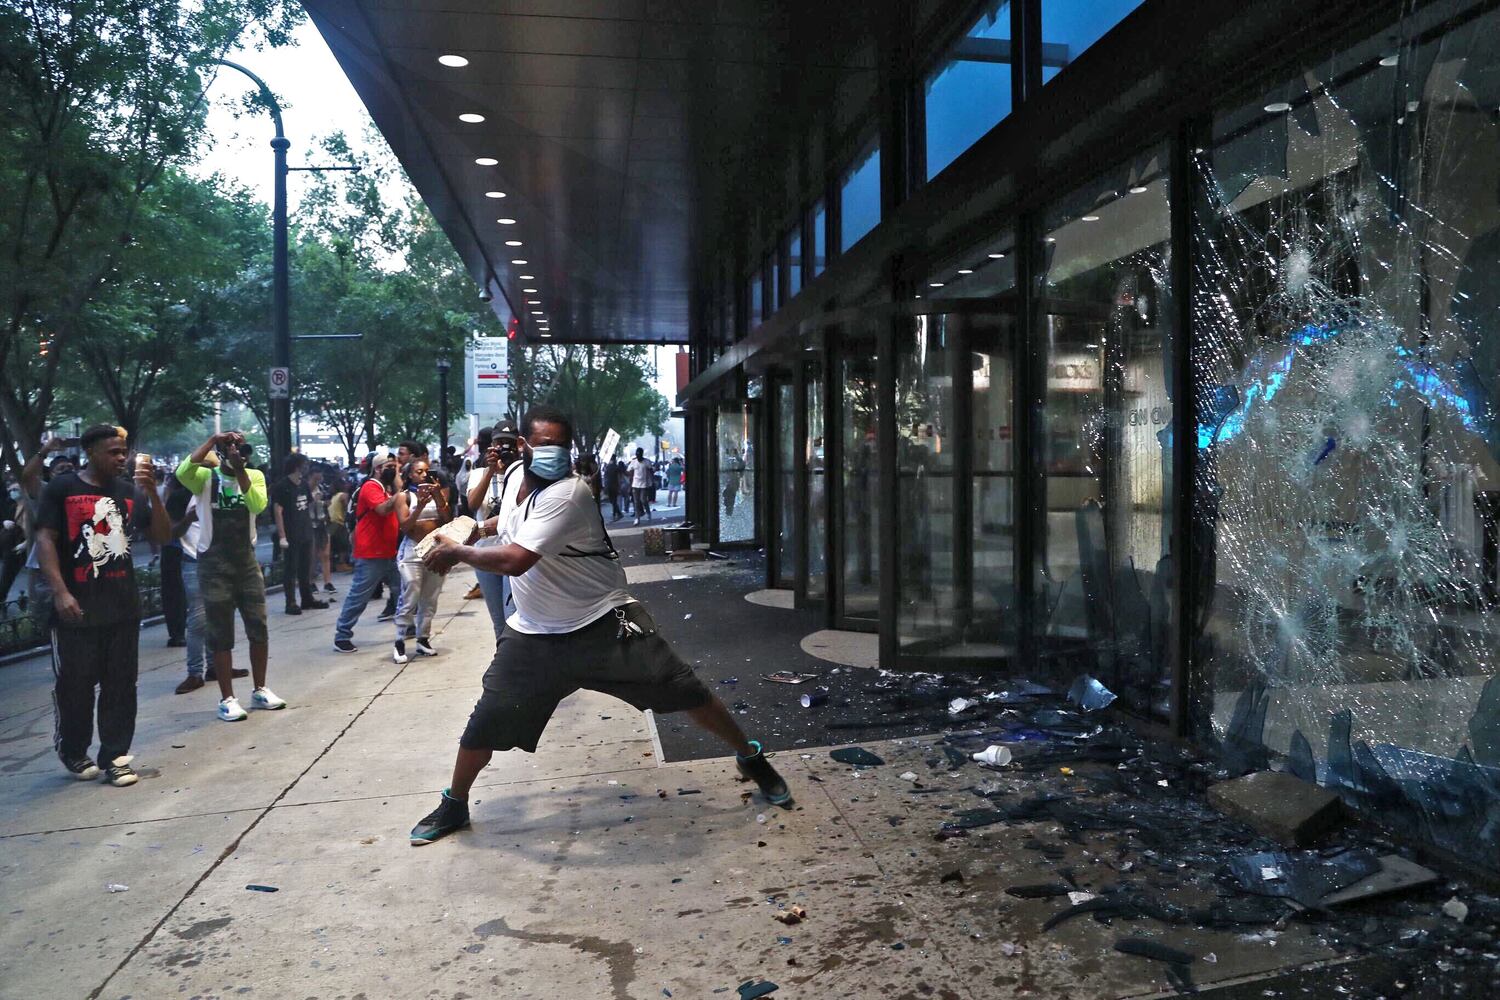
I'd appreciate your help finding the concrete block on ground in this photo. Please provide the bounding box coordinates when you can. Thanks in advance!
[1207,770,1345,846]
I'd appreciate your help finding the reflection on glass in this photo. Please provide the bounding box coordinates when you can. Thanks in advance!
[806,360,827,599]
[840,348,881,620]
[1193,8,1500,872]
[971,313,1018,653]
[924,2,1012,180]
[897,317,958,646]
[926,234,1016,300]
[775,379,797,587]
[812,201,828,277]
[1040,0,1144,84]
[749,273,762,330]
[788,227,803,298]
[1038,145,1173,717]
[767,251,780,316]
[841,141,881,252]
[717,404,757,543]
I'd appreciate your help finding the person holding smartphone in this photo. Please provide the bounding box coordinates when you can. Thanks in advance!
[332,449,403,653]
[34,425,171,785]
[177,432,286,722]
[391,458,451,663]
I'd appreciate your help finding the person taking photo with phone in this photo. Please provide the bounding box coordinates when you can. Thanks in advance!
[34,425,171,785]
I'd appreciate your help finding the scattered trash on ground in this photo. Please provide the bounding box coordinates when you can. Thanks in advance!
[799,689,829,709]
[830,747,884,767]
[972,745,1012,767]
[105,883,129,893]
[736,981,777,999]
[772,905,807,926]
[245,884,279,893]
[764,671,819,685]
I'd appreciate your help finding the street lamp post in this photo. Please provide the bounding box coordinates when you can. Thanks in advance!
[209,58,292,473]
[436,354,452,457]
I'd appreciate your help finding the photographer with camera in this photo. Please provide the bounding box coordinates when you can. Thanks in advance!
[273,453,328,616]
[177,431,285,722]
[332,448,403,653]
[464,420,521,638]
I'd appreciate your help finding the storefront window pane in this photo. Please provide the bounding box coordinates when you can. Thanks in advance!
[717,403,756,543]
[1038,145,1174,718]
[924,3,1013,180]
[812,201,828,276]
[775,379,797,587]
[840,346,881,621]
[1193,4,1500,870]
[971,312,1018,655]
[897,316,959,648]
[926,233,1016,300]
[749,273,762,330]
[840,141,881,253]
[766,251,780,315]
[806,359,827,599]
[788,227,803,298]
[1040,0,1144,84]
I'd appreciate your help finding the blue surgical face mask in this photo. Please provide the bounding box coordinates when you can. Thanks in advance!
[525,444,571,481]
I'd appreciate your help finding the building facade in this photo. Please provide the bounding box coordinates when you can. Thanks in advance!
[678,0,1500,874]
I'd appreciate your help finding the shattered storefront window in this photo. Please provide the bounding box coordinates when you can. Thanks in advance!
[1038,146,1176,718]
[716,403,757,543]
[839,345,882,622]
[1193,2,1500,870]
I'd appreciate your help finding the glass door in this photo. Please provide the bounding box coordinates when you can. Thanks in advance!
[836,338,882,627]
[715,401,759,545]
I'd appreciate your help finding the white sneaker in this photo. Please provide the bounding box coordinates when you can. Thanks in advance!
[392,639,408,665]
[217,696,248,722]
[415,638,437,657]
[251,687,286,710]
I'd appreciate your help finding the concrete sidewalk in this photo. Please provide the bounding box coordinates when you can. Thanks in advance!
[0,559,1450,1000]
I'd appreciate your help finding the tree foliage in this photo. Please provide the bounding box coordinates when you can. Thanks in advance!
[517,344,669,455]
[0,0,300,472]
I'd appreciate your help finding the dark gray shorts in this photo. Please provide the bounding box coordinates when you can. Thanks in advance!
[198,548,268,652]
[460,606,712,752]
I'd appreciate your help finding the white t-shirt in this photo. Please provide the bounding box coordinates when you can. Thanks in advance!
[628,458,653,488]
[499,470,631,634]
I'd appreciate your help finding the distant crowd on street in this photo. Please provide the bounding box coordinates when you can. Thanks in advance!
[8,421,687,788]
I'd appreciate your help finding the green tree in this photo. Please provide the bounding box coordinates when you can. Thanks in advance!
[0,0,300,473]
[526,344,669,455]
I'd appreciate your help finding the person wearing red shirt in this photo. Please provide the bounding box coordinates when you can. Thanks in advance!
[332,451,403,653]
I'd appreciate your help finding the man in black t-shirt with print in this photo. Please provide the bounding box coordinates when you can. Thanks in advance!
[34,424,171,787]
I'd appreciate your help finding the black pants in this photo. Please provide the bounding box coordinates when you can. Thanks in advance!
[160,544,186,641]
[52,619,140,765]
[609,489,623,519]
[633,487,652,519]
[285,537,315,608]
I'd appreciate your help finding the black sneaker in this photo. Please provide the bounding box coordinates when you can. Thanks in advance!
[206,667,250,681]
[392,639,408,665]
[302,598,329,610]
[284,604,303,616]
[103,761,138,787]
[323,582,337,594]
[415,638,436,657]
[63,755,100,781]
[166,636,187,648]
[377,603,396,623]
[737,741,792,807]
[410,789,469,846]
[333,639,357,653]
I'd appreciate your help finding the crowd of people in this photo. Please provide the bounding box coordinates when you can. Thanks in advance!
[20,414,759,830]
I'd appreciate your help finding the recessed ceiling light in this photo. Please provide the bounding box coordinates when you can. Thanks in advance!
[496,218,517,225]
[929,282,944,288]
[531,310,544,315]
[1044,236,1057,243]
[523,287,538,293]
[957,269,973,275]
[485,191,506,199]
[438,54,469,68]
[475,157,498,166]
[987,252,1006,259]
[1379,53,1399,67]
[459,113,486,123]
[1129,185,1149,194]
[510,259,528,265]
[540,333,552,338]
[1264,101,1292,113]
[518,274,535,280]
[526,299,541,304]
[1081,214,1100,222]
[505,240,523,247]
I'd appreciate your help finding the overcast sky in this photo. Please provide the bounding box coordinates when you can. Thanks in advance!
[194,21,682,410]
